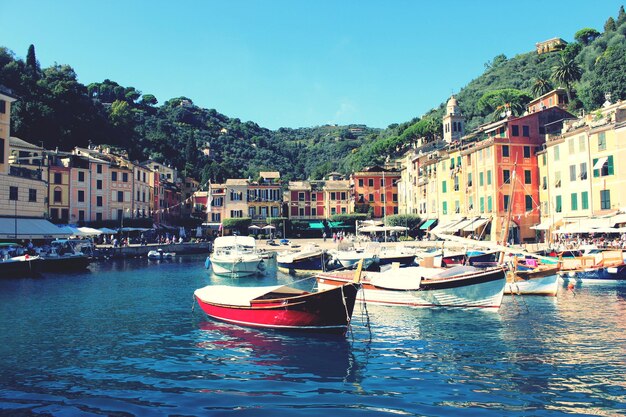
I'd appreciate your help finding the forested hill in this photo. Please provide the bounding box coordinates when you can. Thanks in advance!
[2,6,626,183]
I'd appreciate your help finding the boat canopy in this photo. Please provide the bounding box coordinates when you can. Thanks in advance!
[214,235,257,249]
[0,218,72,239]
[194,284,303,306]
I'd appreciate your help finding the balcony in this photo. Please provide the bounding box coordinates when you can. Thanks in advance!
[10,166,43,181]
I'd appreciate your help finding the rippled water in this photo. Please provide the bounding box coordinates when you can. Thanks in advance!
[1,255,625,416]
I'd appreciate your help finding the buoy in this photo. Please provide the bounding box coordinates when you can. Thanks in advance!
[567,282,575,290]
[204,257,211,269]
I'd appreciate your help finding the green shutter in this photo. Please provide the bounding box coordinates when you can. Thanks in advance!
[487,196,492,212]
[487,170,492,185]
[571,193,577,211]
[442,181,447,193]
[608,155,614,175]
[593,158,599,177]
[480,197,485,213]
[443,201,447,215]
[581,192,589,210]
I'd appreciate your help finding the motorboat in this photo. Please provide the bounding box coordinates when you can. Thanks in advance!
[38,239,90,272]
[207,236,264,276]
[277,244,327,273]
[317,264,506,309]
[365,242,415,266]
[147,249,176,260]
[194,280,361,333]
[328,242,378,270]
[558,249,626,283]
[0,243,41,277]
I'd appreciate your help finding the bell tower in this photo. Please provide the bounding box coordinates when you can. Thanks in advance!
[442,96,465,143]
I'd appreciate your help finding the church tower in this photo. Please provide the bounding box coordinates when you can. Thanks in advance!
[442,96,464,143]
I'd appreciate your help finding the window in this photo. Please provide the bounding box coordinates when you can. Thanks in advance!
[503,195,510,211]
[54,173,62,184]
[298,208,305,216]
[542,176,547,190]
[380,178,385,187]
[78,171,85,182]
[9,186,18,201]
[330,192,336,201]
[0,138,4,164]
[454,200,460,213]
[479,172,484,186]
[480,197,485,213]
[117,191,124,202]
[112,171,117,181]
[467,173,473,187]
[581,191,589,210]
[79,210,85,221]
[568,138,575,154]
[555,171,561,188]
[511,125,519,137]
[525,195,533,211]
[487,170,492,185]
[0,100,5,114]
[97,180,102,190]
[311,208,317,216]
[578,135,586,152]
[97,196,103,207]
[368,179,374,187]
[487,196,492,212]
[542,154,546,166]
[556,195,562,213]
[571,193,578,211]
[380,193,385,202]
[593,156,614,177]
[54,187,62,203]
[569,165,576,182]
[341,192,346,201]
[600,190,611,210]
[553,145,560,161]
[311,193,317,201]
[50,208,59,220]
[393,193,398,202]
[97,164,102,174]
[442,201,448,215]
[503,170,510,184]
[454,176,459,191]
[524,170,532,184]
[96,213,103,221]
[442,181,447,193]
[502,145,509,158]
[358,179,364,187]
[522,125,530,137]
[598,132,606,151]
[331,208,336,215]
[298,192,305,202]
[78,190,85,202]
[122,173,128,182]
[369,194,374,202]
[580,162,587,180]
[523,146,531,158]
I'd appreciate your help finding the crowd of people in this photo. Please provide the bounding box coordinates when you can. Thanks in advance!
[552,233,626,251]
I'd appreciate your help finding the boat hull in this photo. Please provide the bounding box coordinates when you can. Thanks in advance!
[195,283,360,332]
[210,258,263,276]
[505,273,559,296]
[317,267,506,309]
[277,253,326,273]
[39,255,90,272]
[378,254,415,266]
[0,257,41,277]
[558,264,626,283]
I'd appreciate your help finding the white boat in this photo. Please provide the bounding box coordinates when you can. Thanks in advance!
[208,236,264,276]
[277,244,327,273]
[147,249,176,260]
[328,243,378,269]
[504,259,560,296]
[317,265,506,309]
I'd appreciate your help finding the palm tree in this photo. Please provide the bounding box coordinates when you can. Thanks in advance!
[531,77,553,98]
[551,57,582,102]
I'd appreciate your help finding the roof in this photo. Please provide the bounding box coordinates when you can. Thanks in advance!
[0,218,72,239]
[259,171,280,179]
[9,137,42,150]
[225,179,249,186]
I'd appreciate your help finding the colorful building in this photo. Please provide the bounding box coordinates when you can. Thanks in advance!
[352,166,400,219]
[248,171,282,223]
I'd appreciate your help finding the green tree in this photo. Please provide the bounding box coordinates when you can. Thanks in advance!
[26,44,39,74]
[385,214,422,231]
[476,89,532,120]
[551,57,583,102]
[604,16,617,32]
[222,218,252,234]
[574,28,601,45]
[561,42,582,61]
[531,77,553,98]
[618,5,626,26]
[141,94,158,106]
[109,100,133,126]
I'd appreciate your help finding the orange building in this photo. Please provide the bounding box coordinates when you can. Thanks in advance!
[352,166,400,219]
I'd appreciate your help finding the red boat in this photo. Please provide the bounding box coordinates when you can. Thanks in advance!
[194,280,361,333]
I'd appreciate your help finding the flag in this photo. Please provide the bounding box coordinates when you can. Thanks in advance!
[206,181,213,213]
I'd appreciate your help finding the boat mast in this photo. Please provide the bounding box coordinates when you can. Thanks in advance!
[499,160,517,264]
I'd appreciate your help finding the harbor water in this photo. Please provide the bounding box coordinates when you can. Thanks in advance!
[1,255,625,416]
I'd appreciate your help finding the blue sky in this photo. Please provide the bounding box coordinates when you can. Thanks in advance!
[1,0,623,129]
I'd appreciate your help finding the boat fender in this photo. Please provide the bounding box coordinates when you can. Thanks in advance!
[204,257,211,269]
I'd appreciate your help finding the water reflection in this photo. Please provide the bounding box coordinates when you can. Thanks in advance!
[196,321,361,383]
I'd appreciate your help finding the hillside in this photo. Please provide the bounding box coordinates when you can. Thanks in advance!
[1,6,625,182]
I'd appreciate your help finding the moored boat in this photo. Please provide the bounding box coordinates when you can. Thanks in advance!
[38,240,90,272]
[277,244,327,273]
[328,243,378,270]
[194,280,362,333]
[208,236,264,276]
[558,250,626,283]
[317,265,506,309]
[505,259,560,296]
[147,249,176,260]
[0,245,41,277]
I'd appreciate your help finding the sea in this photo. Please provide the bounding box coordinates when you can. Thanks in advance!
[0,255,624,416]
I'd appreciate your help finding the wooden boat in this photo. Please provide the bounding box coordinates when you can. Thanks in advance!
[277,244,327,273]
[505,258,560,296]
[208,236,264,276]
[558,250,626,283]
[317,265,506,309]
[194,266,363,333]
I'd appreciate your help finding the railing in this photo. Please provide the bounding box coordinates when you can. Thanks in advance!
[10,166,42,181]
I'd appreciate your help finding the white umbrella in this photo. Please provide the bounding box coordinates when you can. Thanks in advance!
[78,227,103,236]
[262,225,276,230]
[249,225,261,230]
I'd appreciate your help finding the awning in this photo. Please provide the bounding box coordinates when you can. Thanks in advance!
[462,218,490,232]
[308,222,325,229]
[419,219,437,230]
[440,219,466,233]
[593,157,608,170]
[448,218,474,232]
[609,213,626,226]
[530,218,560,230]
[430,221,455,234]
[78,227,103,236]
[0,218,72,239]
